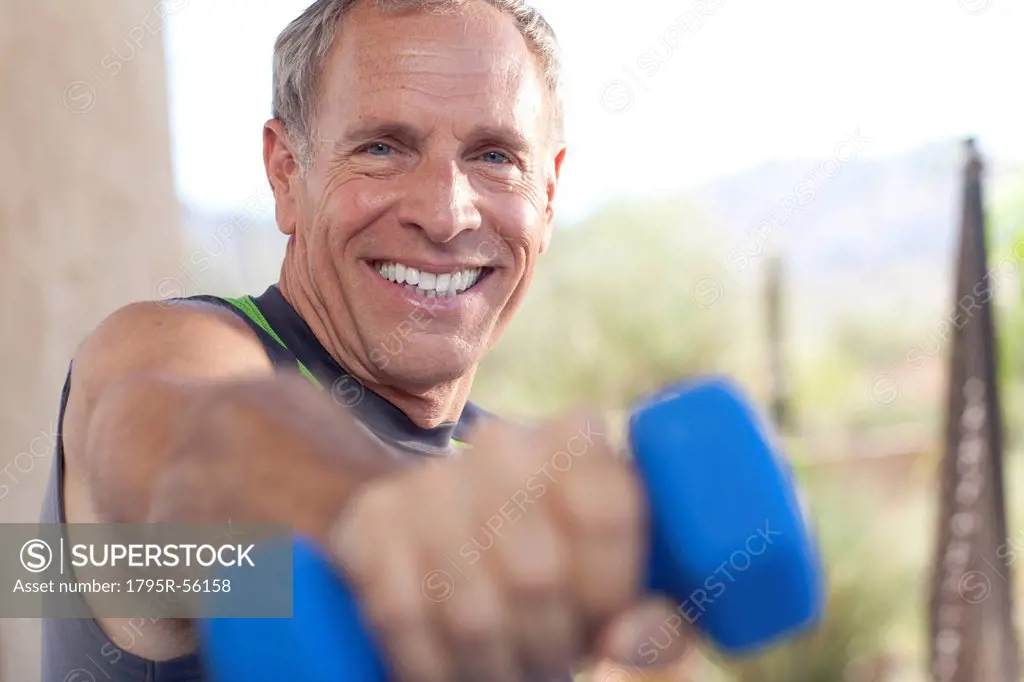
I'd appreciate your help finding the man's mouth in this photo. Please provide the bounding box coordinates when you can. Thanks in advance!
[372,261,491,299]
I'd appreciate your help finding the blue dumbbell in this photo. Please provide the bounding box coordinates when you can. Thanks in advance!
[199,377,824,681]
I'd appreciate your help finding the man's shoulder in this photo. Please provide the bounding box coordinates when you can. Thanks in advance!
[72,295,270,388]
[87,296,253,349]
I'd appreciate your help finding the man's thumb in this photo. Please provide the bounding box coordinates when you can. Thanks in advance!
[594,596,696,669]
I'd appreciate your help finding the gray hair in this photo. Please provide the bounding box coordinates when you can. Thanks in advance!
[272,0,564,170]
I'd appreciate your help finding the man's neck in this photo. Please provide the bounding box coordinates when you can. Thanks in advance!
[277,268,471,429]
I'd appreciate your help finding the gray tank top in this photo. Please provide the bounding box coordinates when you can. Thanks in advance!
[40,287,487,681]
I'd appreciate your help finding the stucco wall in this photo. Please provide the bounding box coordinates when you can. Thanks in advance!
[0,2,182,679]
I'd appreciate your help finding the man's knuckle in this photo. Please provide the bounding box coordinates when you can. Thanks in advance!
[506,548,565,597]
[510,568,562,598]
[447,591,506,643]
[567,469,642,535]
[451,610,504,644]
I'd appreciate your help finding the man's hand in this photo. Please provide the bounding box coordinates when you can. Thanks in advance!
[330,413,691,682]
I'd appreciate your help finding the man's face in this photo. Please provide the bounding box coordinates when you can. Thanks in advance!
[272,2,564,390]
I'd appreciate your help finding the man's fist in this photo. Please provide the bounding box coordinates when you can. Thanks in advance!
[329,412,691,682]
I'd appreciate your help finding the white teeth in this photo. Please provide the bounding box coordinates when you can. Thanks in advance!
[376,262,484,295]
[436,273,451,293]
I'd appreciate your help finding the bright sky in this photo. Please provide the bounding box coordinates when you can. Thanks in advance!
[164,0,1024,223]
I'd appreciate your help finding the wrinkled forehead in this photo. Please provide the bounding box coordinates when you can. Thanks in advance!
[317,5,548,140]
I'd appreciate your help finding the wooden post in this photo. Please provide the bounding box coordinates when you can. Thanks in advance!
[0,1,182,679]
[766,250,791,432]
[927,138,1021,682]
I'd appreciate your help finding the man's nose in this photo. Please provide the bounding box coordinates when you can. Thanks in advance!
[397,158,482,243]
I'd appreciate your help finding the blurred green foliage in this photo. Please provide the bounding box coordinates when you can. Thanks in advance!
[993,171,1024,452]
[711,466,925,682]
[473,199,740,418]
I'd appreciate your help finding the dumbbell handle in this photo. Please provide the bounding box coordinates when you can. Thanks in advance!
[200,378,823,681]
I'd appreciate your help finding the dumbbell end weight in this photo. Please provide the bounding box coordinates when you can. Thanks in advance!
[200,377,825,680]
[630,376,824,655]
[200,536,386,682]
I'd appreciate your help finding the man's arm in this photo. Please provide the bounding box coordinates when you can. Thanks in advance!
[63,299,405,533]
[60,300,688,676]
[59,300,409,663]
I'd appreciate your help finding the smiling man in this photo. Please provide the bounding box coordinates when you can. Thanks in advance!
[41,1,688,681]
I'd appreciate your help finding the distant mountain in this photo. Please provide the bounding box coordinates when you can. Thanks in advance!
[694,141,960,278]
[688,140,1021,340]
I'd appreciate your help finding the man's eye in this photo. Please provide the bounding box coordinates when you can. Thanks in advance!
[481,151,511,164]
[364,142,394,156]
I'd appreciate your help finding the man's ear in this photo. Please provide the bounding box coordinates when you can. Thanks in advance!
[263,119,303,237]
[540,144,567,254]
